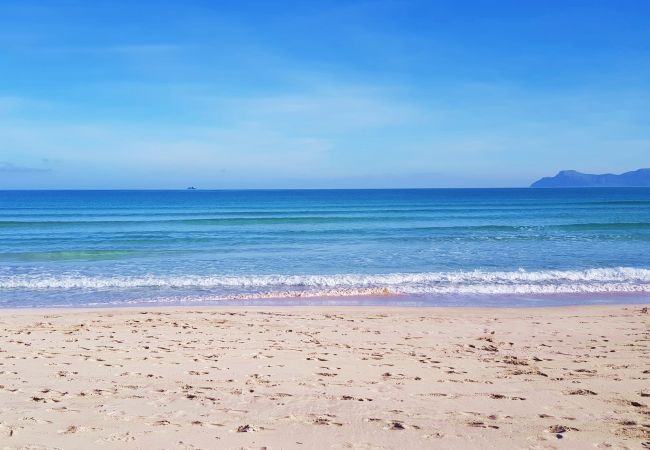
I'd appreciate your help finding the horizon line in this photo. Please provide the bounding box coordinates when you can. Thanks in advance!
[3,186,650,192]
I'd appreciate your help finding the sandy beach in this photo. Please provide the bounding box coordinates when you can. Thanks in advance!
[0,304,648,449]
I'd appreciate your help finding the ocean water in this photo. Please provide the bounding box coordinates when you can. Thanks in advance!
[1,188,649,308]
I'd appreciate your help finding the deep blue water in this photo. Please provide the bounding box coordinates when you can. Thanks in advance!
[1,188,649,307]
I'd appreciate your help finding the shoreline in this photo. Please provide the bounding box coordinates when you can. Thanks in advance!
[0,301,649,314]
[3,290,650,310]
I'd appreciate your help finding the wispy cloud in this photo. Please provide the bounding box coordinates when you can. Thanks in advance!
[225,89,421,130]
[0,96,38,114]
[104,44,182,55]
[0,162,52,174]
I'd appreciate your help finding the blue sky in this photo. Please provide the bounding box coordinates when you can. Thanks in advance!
[1,0,649,188]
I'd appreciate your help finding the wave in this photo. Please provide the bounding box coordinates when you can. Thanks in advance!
[0,250,139,262]
[1,218,649,231]
[2,267,650,296]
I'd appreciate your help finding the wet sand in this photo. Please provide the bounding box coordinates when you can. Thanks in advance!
[0,304,649,449]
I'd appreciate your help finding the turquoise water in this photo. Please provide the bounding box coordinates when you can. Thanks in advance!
[1,188,649,307]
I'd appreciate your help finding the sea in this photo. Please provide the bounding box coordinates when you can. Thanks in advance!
[1,188,649,308]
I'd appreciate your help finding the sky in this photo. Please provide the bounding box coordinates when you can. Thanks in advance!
[1,0,649,189]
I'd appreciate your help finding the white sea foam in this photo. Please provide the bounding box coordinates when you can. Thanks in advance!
[2,267,650,296]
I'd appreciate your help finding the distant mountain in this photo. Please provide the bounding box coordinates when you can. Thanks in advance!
[530,169,650,188]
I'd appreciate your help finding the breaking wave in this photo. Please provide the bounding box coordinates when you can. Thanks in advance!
[2,267,650,297]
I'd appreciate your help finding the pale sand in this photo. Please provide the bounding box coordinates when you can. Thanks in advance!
[0,305,649,449]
